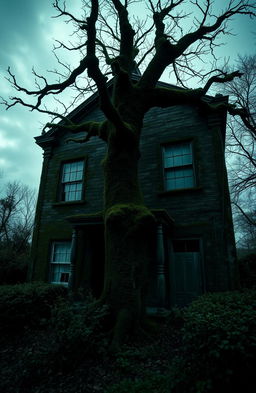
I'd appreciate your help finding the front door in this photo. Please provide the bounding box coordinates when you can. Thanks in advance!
[171,239,203,306]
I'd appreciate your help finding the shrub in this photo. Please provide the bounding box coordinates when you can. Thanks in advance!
[105,374,169,393]
[239,253,256,288]
[169,290,256,393]
[0,292,109,392]
[0,282,68,334]
[0,248,28,284]
[49,299,109,370]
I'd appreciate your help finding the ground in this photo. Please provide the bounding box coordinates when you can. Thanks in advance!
[0,317,181,393]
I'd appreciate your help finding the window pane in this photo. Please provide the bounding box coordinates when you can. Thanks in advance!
[163,141,195,191]
[165,167,194,190]
[64,182,82,201]
[164,142,192,169]
[62,161,84,183]
[50,242,71,285]
[52,242,71,263]
[50,263,71,284]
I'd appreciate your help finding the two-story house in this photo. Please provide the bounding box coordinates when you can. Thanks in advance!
[30,80,238,308]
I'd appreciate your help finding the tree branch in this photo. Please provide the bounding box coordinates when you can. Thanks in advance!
[139,0,256,88]
[86,0,124,130]
[111,0,136,73]
[201,70,243,94]
[232,201,256,226]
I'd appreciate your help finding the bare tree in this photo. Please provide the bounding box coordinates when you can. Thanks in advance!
[2,0,256,349]
[234,205,256,250]
[0,181,36,251]
[222,54,256,226]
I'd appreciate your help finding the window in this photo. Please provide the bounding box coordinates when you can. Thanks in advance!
[61,160,84,201]
[163,141,195,191]
[49,242,71,285]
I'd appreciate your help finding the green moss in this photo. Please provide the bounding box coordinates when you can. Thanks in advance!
[105,203,155,234]
[106,203,153,220]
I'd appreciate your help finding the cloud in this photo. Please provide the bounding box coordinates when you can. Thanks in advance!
[0,132,18,149]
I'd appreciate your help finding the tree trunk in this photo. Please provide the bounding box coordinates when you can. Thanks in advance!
[101,129,155,351]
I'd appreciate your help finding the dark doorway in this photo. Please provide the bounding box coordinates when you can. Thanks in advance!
[170,238,203,306]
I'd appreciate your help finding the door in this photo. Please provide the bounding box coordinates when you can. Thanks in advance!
[171,239,203,306]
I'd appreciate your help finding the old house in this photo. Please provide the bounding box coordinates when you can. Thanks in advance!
[30,80,237,309]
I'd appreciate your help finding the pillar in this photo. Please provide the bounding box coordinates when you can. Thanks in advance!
[68,228,78,291]
[156,223,166,311]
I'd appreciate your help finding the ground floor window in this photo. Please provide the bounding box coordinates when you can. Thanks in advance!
[49,241,71,285]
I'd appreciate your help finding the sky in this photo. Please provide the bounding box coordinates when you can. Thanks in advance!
[0,0,255,193]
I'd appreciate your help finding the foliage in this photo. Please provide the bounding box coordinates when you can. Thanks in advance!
[169,289,256,393]
[105,374,169,393]
[1,287,256,392]
[49,299,109,367]
[0,289,109,392]
[239,253,256,288]
[0,246,29,284]
[0,282,68,334]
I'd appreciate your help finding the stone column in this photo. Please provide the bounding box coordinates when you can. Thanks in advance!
[156,223,166,311]
[68,228,78,291]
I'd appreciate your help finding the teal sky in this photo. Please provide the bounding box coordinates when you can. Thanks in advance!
[0,0,255,190]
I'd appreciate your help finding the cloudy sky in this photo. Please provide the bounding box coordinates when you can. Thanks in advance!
[0,0,255,193]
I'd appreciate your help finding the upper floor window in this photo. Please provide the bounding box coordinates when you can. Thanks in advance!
[163,141,195,191]
[61,160,84,201]
[49,241,71,285]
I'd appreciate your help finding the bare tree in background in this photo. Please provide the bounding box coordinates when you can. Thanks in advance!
[0,181,36,283]
[223,55,256,234]
[235,210,256,249]
[2,0,256,349]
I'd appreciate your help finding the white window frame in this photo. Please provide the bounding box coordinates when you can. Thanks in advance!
[49,241,71,286]
[163,141,195,191]
[61,160,85,202]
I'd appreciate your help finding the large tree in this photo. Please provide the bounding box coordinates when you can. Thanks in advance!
[2,0,256,349]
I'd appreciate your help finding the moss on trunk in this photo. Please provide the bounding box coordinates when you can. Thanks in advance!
[103,203,155,351]
[100,124,156,350]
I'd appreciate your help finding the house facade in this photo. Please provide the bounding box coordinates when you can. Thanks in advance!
[30,86,238,308]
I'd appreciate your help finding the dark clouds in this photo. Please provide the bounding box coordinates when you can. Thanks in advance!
[0,0,255,191]
[0,0,60,190]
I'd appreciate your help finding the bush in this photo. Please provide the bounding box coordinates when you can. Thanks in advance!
[0,282,68,334]
[49,299,109,370]
[169,290,256,393]
[0,289,109,392]
[239,253,256,288]
[0,248,28,284]
[105,374,169,393]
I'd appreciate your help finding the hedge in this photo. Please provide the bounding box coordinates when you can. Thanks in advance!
[0,282,68,333]
[169,289,256,393]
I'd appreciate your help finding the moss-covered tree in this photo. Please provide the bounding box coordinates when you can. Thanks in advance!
[2,0,256,349]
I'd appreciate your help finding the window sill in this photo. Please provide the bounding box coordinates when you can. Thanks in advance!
[158,186,202,196]
[52,200,86,207]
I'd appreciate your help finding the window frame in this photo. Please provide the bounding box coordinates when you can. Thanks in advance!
[58,158,86,203]
[49,241,71,286]
[162,139,196,192]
